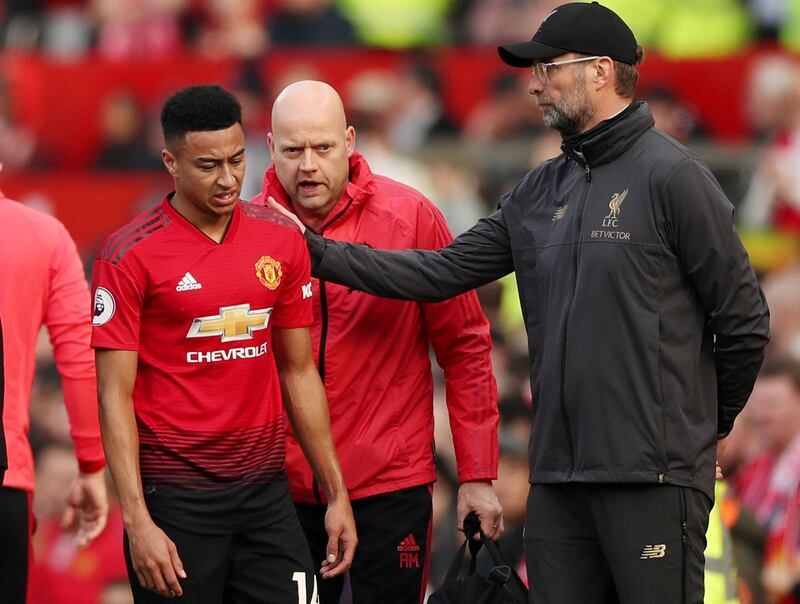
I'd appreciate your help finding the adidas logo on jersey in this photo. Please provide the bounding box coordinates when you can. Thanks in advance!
[176,272,202,292]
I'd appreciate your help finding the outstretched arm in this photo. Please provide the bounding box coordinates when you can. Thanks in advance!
[268,197,514,302]
[274,326,357,579]
[309,208,513,301]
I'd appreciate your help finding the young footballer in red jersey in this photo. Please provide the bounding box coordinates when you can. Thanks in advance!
[91,85,356,603]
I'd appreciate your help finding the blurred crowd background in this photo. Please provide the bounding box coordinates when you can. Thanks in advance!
[3,0,800,603]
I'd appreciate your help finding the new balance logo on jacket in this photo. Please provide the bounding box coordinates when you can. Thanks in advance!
[176,272,202,292]
[640,544,667,559]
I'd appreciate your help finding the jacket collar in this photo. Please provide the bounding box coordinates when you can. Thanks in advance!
[561,100,654,167]
[262,151,376,233]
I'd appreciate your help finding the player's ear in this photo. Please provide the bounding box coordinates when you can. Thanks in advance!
[345,126,355,158]
[267,132,275,156]
[594,57,614,91]
[162,148,178,177]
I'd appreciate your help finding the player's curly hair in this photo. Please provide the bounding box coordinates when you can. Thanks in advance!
[161,85,242,146]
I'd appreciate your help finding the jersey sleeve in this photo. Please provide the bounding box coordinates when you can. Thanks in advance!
[270,232,313,329]
[47,223,105,472]
[90,258,145,350]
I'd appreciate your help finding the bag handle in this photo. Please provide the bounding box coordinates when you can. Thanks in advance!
[463,513,529,600]
[463,512,484,567]
[435,513,482,583]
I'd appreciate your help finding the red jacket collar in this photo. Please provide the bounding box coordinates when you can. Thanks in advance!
[261,151,376,232]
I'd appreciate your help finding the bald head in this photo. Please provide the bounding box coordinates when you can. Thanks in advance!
[268,80,356,229]
[272,80,348,136]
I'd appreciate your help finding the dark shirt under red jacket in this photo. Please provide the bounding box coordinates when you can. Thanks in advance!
[254,152,499,503]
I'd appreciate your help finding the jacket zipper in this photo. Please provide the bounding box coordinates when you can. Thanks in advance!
[318,282,330,382]
[315,204,350,380]
[311,204,350,504]
[680,487,688,604]
[559,162,592,475]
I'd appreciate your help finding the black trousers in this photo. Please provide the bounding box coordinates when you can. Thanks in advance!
[524,483,712,604]
[0,486,30,604]
[295,484,433,604]
[125,480,316,604]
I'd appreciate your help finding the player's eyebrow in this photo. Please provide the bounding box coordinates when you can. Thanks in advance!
[195,148,245,163]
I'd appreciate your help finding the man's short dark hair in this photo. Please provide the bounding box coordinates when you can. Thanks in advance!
[614,45,644,98]
[160,85,242,146]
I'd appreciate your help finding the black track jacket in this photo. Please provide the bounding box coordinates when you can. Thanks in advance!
[306,102,770,500]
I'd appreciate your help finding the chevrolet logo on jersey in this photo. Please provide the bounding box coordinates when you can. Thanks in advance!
[186,304,272,343]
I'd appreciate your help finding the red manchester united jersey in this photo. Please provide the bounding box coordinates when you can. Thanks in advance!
[91,197,313,489]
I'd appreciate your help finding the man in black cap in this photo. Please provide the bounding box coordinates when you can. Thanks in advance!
[269,2,770,601]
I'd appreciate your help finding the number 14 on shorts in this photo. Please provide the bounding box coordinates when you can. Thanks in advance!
[292,571,319,604]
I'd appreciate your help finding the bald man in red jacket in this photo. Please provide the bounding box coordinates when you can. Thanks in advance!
[254,80,502,604]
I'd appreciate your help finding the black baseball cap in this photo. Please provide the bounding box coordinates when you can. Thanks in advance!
[498,2,638,67]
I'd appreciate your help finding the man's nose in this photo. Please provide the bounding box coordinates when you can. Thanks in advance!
[299,148,316,171]
[218,163,236,187]
[528,74,545,95]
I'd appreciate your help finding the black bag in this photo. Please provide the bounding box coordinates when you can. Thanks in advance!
[428,514,529,604]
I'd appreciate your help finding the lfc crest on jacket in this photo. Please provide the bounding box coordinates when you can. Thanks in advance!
[255,255,282,290]
[592,190,631,241]
[602,189,628,227]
